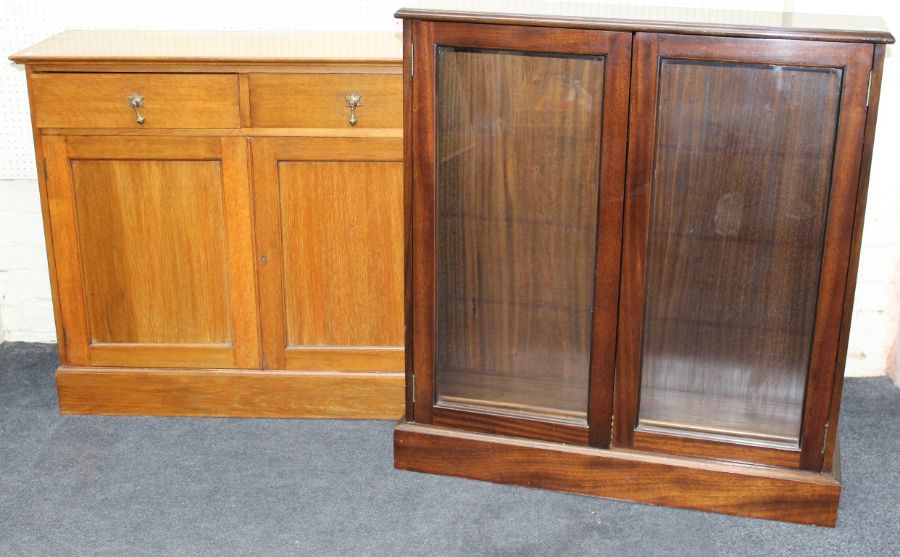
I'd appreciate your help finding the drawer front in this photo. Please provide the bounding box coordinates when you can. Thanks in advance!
[249,74,402,129]
[30,73,241,129]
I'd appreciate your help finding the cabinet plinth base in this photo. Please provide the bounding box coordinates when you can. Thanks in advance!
[393,422,842,526]
[56,366,404,419]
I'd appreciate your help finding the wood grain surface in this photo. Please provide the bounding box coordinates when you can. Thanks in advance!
[57,367,404,419]
[249,73,402,128]
[395,1,893,44]
[10,30,403,64]
[25,67,68,363]
[30,72,240,129]
[394,423,841,526]
[72,159,232,344]
[281,162,403,347]
[17,31,409,419]
[824,44,887,473]
[252,137,404,371]
[43,135,259,369]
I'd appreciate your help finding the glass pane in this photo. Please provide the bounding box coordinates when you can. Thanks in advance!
[638,60,842,446]
[434,47,605,422]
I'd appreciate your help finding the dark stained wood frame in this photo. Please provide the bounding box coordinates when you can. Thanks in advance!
[396,422,842,527]
[823,44,887,473]
[615,33,873,471]
[408,20,631,446]
[395,7,893,45]
[403,21,417,423]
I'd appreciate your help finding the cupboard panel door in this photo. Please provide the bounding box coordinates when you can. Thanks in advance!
[252,137,404,371]
[43,136,260,369]
[411,22,631,445]
[617,34,872,469]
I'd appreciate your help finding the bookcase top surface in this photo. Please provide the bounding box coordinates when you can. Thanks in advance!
[10,30,404,64]
[396,1,894,44]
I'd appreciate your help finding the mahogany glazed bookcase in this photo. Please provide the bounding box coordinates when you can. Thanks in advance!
[394,3,894,526]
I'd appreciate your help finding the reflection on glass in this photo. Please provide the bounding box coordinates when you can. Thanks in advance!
[638,60,842,446]
[434,47,605,422]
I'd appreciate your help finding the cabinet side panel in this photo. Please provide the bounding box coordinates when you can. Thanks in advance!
[25,67,67,362]
[824,44,885,472]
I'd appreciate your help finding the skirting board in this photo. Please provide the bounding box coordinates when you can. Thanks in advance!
[394,422,842,526]
[56,366,404,419]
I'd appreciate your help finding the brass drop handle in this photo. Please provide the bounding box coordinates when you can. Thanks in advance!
[344,92,361,126]
[127,93,145,125]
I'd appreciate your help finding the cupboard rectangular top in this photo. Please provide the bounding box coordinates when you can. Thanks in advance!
[10,30,403,64]
[396,1,894,44]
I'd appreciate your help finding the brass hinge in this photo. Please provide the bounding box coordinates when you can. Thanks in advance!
[866,71,873,107]
[410,41,415,77]
[410,374,416,403]
[821,421,830,456]
[42,158,47,182]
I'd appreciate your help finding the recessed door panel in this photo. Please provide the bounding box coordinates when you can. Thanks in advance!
[73,160,232,345]
[280,161,404,349]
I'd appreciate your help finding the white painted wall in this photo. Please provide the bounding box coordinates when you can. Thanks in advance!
[0,180,54,342]
[894,326,900,385]
[0,0,897,381]
[791,0,900,379]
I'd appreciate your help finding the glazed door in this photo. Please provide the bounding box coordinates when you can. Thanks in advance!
[43,136,260,369]
[616,34,873,469]
[252,137,404,371]
[410,22,631,445]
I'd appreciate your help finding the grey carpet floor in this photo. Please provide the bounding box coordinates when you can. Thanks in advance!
[0,342,898,556]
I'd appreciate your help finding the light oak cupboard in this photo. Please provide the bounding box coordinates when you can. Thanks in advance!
[395,2,893,525]
[11,31,405,419]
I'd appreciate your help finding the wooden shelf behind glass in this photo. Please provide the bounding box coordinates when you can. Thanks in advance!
[638,386,802,447]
